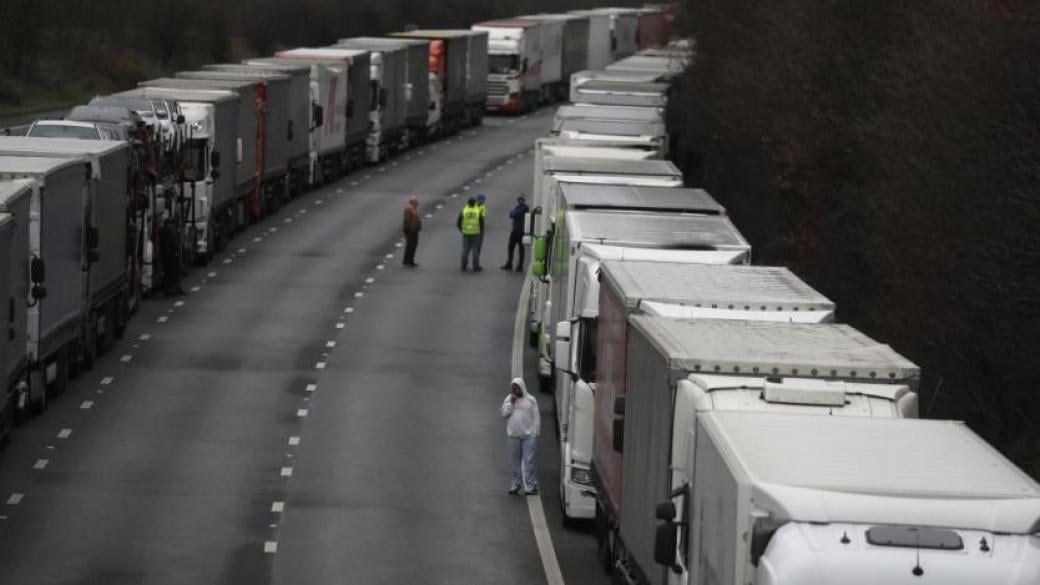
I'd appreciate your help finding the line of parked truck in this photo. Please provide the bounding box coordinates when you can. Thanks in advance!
[521,22,1040,585]
[0,5,678,445]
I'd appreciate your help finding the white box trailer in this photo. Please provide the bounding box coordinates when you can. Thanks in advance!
[0,138,131,363]
[127,87,239,258]
[374,37,431,143]
[555,104,664,126]
[527,14,591,92]
[0,179,31,431]
[553,118,669,155]
[517,15,566,102]
[657,412,1040,585]
[606,317,922,585]
[0,157,90,414]
[571,69,665,101]
[472,19,544,114]
[202,64,312,195]
[245,57,345,184]
[275,48,372,172]
[573,79,670,108]
[553,262,835,522]
[336,38,410,159]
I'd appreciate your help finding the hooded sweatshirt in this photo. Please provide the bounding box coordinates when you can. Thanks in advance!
[500,377,540,438]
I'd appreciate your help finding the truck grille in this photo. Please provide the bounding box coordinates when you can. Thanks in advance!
[488,80,510,98]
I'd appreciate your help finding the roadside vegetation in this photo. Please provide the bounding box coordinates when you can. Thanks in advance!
[669,0,1040,477]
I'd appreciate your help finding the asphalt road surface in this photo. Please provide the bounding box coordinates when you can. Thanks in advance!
[0,111,611,585]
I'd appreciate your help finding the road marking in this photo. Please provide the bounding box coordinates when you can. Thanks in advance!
[394,242,403,248]
[280,467,293,477]
[418,150,425,155]
[315,362,326,370]
[207,272,217,278]
[364,174,372,180]
[190,286,201,293]
[336,322,345,329]
[157,316,168,323]
[288,436,300,446]
[436,204,444,209]
[57,429,72,439]
[6,494,23,505]
[254,237,262,242]
[475,179,482,184]
[137,333,149,341]
[512,272,565,585]
[391,162,399,167]
[81,401,94,409]
[385,253,394,259]
[174,300,185,307]
[354,292,364,298]
[271,501,284,513]
[101,377,113,385]
[120,355,132,363]
[351,181,358,186]
[365,277,375,284]
[264,541,278,554]
[325,341,336,348]
[33,459,48,470]
[269,227,278,233]
[344,307,354,314]
[424,213,433,219]
[405,156,412,161]
[297,409,308,418]
[284,218,293,223]
[376,264,385,270]
[306,384,318,394]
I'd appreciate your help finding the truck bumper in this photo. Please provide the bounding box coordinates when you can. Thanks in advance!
[562,467,596,519]
[487,93,523,113]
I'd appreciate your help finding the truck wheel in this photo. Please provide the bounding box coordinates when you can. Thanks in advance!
[102,303,117,351]
[538,374,553,395]
[28,370,46,416]
[47,349,70,398]
[596,505,614,574]
[559,491,576,529]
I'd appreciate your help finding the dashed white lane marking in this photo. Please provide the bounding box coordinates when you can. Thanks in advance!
[157,316,168,323]
[385,253,394,259]
[365,277,375,284]
[223,258,233,264]
[463,185,471,191]
[394,242,403,248]
[297,409,309,418]
[405,156,412,161]
[269,227,279,233]
[379,167,387,173]
[174,300,185,307]
[190,286,200,293]
[101,377,113,385]
[364,174,372,179]
[33,459,48,470]
[451,193,458,198]
[81,401,94,410]
[207,272,217,278]
[271,502,285,513]
[283,218,293,224]
[475,179,483,184]
[325,341,336,348]
[136,334,148,342]
[288,436,300,446]
[424,213,433,219]
[7,494,23,505]
[280,467,293,477]
[264,541,278,554]
[391,162,399,167]
[351,181,358,186]
[253,237,262,243]
[298,209,308,215]
[335,322,345,329]
[376,264,385,271]
[58,429,72,439]
[344,307,355,314]
[120,355,132,363]
[306,383,317,392]
[512,272,566,585]
[354,292,364,298]
[418,150,425,155]
[436,204,444,209]
[315,362,326,370]
[238,248,247,254]
[315,200,323,206]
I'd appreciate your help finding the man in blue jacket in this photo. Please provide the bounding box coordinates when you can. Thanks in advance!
[500,194,529,272]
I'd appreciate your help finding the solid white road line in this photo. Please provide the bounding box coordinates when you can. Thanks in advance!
[512,272,566,585]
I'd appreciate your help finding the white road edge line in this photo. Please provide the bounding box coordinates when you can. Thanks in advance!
[512,272,565,585]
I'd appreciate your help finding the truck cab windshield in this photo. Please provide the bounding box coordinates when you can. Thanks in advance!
[489,55,520,75]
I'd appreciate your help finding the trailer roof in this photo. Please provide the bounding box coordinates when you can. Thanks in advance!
[573,69,664,84]
[566,210,749,251]
[602,263,833,312]
[576,80,671,95]
[120,87,238,104]
[228,61,310,74]
[629,316,918,380]
[372,37,430,47]
[559,184,723,214]
[392,30,477,39]
[544,156,679,176]
[472,19,542,28]
[555,118,666,137]
[142,77,257,91]
[521,13,587,21]
[555,105,664,124]
[276,48,369,60]
[703,411,1040,533]
[0,155,87,176]
[336,38,409,52]
[193,67,292,81]
[0,136,127,157]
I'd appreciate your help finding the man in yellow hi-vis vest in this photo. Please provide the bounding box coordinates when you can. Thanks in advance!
[457,197,485,271]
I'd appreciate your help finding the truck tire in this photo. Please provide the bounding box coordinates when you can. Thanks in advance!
[27,370,46,416]
[538,374,552,395]
[47,349,70,398]
[528,330,538,348]
[596,504,614,574]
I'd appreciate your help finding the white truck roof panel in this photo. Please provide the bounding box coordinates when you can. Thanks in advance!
[0,136,126,157]
[629,315,918,380]
[602,262,833,311]
[560,183,723,214]
[567,210,749,251]
[576,79,669,95]
[123,87,238,104]
[0,179,34,206]
[704,411,1040,533]
[544,156,679,176]
[0,155,85,176]
[554,118,666,138]
[555,104,663,123]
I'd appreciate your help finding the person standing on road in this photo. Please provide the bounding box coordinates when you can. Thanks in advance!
[501,194,529,272]
[457,197,484,271]
[402,196,422,267]
[501,377,540,495]
[474,193,488,266]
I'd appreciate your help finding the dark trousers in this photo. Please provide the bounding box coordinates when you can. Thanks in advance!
[403,230,419,265]
[462,235,481,269]
[505,230,524,268]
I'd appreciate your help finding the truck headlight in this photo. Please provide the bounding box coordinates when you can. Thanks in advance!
[571,468,592,486]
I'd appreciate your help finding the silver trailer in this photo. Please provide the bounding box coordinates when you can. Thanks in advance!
[141,77,259,226]
[375,37,431,141]
[0,179,31,431]
[203,64,312,196]
[521,14,590,101]
[0,138,131,365]
[570,69,664,102]
[555,104,664,125]
[171,73,289,215]
[464,30,489,125]
[336,38,410,160]
[606,54,686,80]
[572,79,670,108]
[391,30,470,134]
[553,118,668,155]
[0,157,90,414]
[124,86,239,257]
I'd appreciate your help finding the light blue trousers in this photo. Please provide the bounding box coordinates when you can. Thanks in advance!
[509,434,538,490]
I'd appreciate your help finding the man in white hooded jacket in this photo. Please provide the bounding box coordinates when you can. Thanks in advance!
[501,378,540,495]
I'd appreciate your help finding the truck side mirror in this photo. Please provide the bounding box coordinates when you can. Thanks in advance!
[612,396,626,452]
[654,522,679,569]
[312,104,324,127]
[31,285,47,300]
[211,150,221,169]
[30,257,45,284]
[86,226,99,250]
